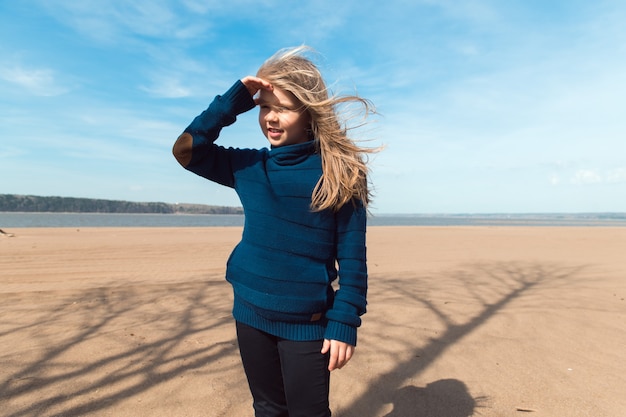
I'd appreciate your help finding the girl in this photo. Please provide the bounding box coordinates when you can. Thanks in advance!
[173,46,375,417]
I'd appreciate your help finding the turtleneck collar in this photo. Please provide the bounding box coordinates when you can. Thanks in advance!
[269,140,317,166]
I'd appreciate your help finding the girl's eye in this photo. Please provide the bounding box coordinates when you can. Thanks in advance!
[260,104,292,113]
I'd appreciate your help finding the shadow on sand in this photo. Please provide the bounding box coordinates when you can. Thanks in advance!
[339,261,584,417]
[0,278,241,417]
[382,380,476,417]
[1,262,584,416]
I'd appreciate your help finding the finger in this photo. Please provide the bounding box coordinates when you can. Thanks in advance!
[241,76,264,97]
[336,344,348,369]
[242,76,272,91]
[333,347,344,370]
[328,342,339,371]
[345,345,354,363]
[321,339,330,354]
[339,345,354,369]
[259,80,273,91]
[254,77,273,91]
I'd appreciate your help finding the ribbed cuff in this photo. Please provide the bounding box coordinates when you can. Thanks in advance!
[220,80,256,116]
[324,320,357,346]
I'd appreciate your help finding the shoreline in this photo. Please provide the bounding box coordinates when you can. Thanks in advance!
[3,212,626,228]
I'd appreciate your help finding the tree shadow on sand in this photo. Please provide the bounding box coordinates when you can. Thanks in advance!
[382,380,477,417]
[339,261,586,417]
[0,278,243,417]
[1,261,587,417]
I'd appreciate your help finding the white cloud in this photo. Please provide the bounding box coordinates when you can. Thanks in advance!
[0,65,68,96]
[135,48,235,99]
[40,0,211,44]
[549,174,561,186]
[605,168,626,184]
[140,74,191,98]
[423,0,501,24]
[570,168,626,185]
[571,170,603,185]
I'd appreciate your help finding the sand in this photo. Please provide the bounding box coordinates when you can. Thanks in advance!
[1,226,625,417]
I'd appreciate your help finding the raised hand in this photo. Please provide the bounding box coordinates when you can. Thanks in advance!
[241,76,273,102]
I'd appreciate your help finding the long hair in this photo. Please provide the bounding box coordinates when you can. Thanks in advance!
[257,46,377,212]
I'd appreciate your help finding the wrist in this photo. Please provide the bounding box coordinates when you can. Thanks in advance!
[220,80,256,116]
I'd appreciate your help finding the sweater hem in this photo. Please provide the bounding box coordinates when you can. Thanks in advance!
[233,299,327,342]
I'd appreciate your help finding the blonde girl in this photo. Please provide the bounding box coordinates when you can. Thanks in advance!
[173,46,375,417]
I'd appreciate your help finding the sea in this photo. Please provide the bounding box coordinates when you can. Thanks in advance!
[1,212,626,228]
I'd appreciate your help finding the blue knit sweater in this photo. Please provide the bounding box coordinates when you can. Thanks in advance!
[180,81,367,345]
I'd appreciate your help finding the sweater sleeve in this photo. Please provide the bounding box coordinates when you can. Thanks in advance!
[324,201,368,346]
[181,80,256,186]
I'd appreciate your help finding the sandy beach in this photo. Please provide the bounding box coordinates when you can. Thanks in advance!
[1,226,625,416]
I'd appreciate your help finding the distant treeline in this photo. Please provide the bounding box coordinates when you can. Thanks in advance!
[0,194,243,215]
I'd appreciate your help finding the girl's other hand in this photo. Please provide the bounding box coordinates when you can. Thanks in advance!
[321,339,355,371]
[241,76,273,102]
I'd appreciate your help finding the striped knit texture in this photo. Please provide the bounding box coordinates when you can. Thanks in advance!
[183,81,367,345]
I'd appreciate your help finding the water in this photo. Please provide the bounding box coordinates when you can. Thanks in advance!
[1,212,625,228]
[0,213,245,228]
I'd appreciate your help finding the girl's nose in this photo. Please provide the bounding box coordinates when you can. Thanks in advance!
[265,110,278,122]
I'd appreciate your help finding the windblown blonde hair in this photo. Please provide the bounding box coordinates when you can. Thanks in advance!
[257,46,377,212]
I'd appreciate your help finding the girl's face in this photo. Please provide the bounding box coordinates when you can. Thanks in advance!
[258,87,311,148]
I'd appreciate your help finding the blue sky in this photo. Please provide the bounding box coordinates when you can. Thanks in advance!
[1,0,625,214]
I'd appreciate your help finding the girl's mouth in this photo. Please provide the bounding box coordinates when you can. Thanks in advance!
[268,127,283,139]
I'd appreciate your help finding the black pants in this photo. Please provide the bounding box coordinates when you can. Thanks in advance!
[236,321,331,417]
